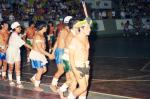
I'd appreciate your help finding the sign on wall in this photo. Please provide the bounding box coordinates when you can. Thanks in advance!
[86,0,112,9]
[95,20,105,31]
[116,19,133,30]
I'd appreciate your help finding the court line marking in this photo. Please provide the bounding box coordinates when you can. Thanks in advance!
[92,79,150,82]
[22,72,53,78]
[89,91,139,99]
[92,56,129,59]
[21,80,137,99]
[22,72,150,82]
[140,61,150,72]
[0,79,58,96]
[22,72,140,99]
[121,74,150,79]
[88,74,150,81]
[20,81,58,95]
[0,80,140,99]
[92,56,150,59]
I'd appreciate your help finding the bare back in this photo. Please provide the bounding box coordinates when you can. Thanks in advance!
[65,30,74,48]
[57,27,69,49]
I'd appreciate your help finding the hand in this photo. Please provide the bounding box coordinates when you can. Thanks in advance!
[48,54,55,60]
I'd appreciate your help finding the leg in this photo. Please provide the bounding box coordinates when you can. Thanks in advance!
[50,64,64,92]
[8,63,15,86]
[30,73,36,84]
[67,69,88,99]
[68,71,77,92]
[26,48,30,63]
[58,72,70,99]
[78,75,89,99]
[30,66,46,83]
[30,66,46,85]
[54,64,64,79]
[42,66,47,74]
[2,60,7,80]
[0,60,2,76]
[34,67,44,91]
[15,61,23,88]
[58,71,77,99]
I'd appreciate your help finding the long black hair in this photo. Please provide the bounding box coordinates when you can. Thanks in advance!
[0,20,8,29]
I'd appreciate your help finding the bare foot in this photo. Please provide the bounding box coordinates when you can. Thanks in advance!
[34,87,43,92]
[50,85,58,93]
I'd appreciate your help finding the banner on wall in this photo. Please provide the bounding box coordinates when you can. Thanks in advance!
[86,0,112,9]
[116,19,133,30]
[142,18,150,29]
[23,21,29,28]
[94,20,105,31]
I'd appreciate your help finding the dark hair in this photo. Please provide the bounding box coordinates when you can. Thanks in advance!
[29,21,35,27]
[0,20,8,29]
[1,20,7,25]
[35,21,47,31]
[65,18,78,29]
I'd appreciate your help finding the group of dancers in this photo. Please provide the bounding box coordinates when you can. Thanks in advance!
[0,1,92,99]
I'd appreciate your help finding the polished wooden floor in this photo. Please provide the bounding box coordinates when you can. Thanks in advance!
[1,36,150,99]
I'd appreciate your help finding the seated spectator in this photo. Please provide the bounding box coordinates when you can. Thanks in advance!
[143,19,150,36]
[0,13,3,21]
[123,20,130,37]
[112,10,116,19]
[102,11,107,19]
[120,10,126,19]
[98,11,102,19]
[9,12,15,21]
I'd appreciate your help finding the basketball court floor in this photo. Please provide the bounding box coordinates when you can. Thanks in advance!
[0,36,150,99]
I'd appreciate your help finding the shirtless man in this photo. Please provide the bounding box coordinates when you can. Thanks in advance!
[25,21,36,62]
[67,1,92,99]
[57,17,80,99]
[29,21,54,91]
[50,16,73,92]
[0,21,9,80]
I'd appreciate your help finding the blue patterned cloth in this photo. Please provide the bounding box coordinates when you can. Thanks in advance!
[31,60,46,69]
[54,48,64,65]
[0,53,6,60]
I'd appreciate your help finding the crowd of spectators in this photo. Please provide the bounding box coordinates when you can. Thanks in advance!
[119,0,150,19]
[0,0,149,22]
[0,0,85,22]
[91,0,150,19]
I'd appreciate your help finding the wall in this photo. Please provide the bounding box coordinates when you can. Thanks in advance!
[92,18,150,36]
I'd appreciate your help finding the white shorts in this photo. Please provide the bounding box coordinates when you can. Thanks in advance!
[6,47,21,64]
[29,50,47,66]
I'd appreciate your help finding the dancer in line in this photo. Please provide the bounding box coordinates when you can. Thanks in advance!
[6,21,32,88]
[57,17,79,99]
[67,1,92,99]
[50,16,73,93]
[25,21,36,63]
[29,21,54,91]
[0,21,9,80]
